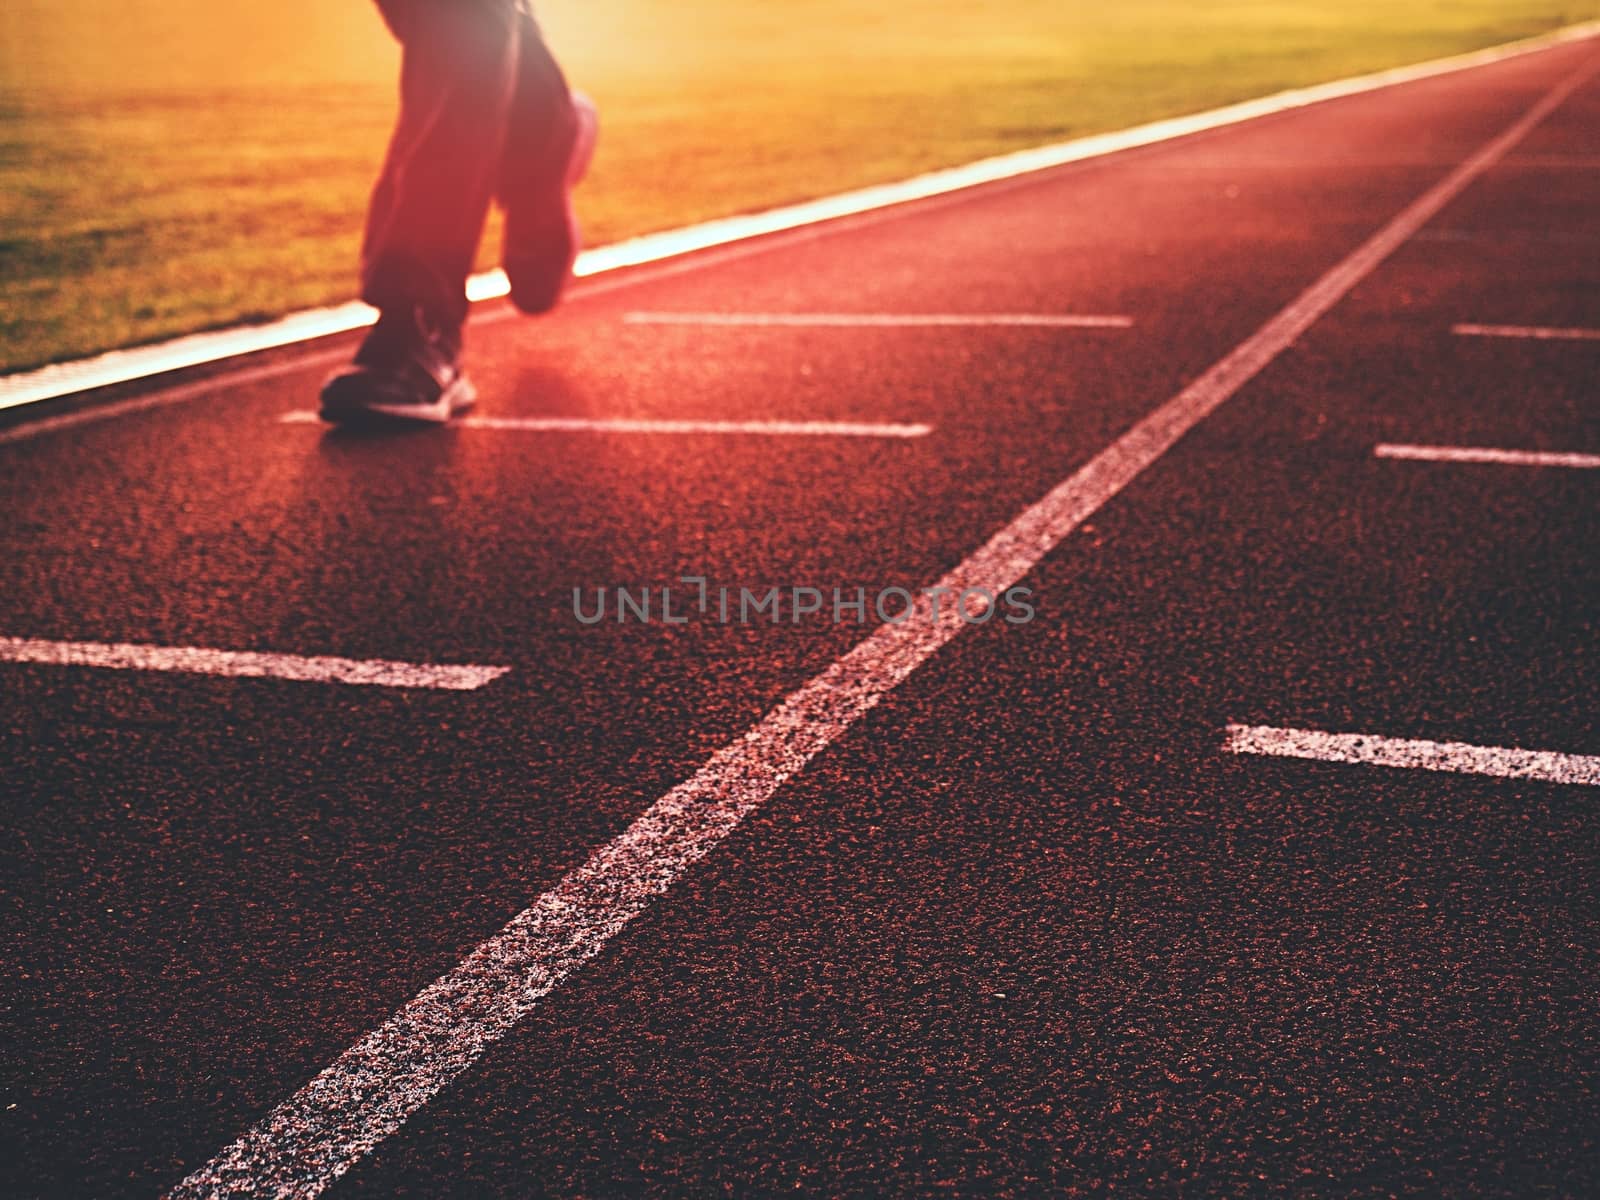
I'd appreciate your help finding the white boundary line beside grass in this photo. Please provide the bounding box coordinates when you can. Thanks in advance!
[3,18,1599,420]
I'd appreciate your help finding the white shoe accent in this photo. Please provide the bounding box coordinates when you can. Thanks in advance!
[358,373,477,425]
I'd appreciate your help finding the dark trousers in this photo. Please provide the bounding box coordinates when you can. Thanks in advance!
[363,0,573,333]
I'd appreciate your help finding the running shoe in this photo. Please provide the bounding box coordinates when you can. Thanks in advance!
[319,304,476,425]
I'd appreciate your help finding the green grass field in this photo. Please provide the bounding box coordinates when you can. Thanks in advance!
[2,1,1596,373]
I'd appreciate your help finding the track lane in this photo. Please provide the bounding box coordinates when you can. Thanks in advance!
[333,52,1600,1196]
[1,33,1596,1199]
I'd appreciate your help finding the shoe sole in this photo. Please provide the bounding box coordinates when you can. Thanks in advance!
[320,373,478,426]
[567,93,599,197]
[506,92,598,315]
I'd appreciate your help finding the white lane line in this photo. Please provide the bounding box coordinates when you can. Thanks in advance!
[0,305,378,416]
[171,51,1600,1200]
[1225,724,1600,786]
[5,20,1598,422]
[622,312,1134,329]
[1375,443,1600,468]
[0,637,509,692]
[0,352,350,449]
[279,411,932,438]
[1453,322,1600,341]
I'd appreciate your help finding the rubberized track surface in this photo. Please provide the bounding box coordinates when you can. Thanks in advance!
[4,36,1598,1198]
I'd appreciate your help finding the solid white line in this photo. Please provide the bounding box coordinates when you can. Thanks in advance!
[622,312,1133,329]
[0,303,378,415]
[1453,322,1600,341]
[0,637,509,691]
[1225,724,1600,785]
[1375,443,1600,468]
[4,20,1598,422]
[170,49,1600,1200]
[0,351,351,449]
[279,411,932,438]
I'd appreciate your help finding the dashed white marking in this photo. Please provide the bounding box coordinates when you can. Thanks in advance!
[171,50,1600,1200]
[1225,724,1600,785]
[1453,322,1600,341]
[279,411,931,438]
[1376,443,1600,468]
[4,19,1597,420]
[622,312,1133,329]
[0,637,508,691]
